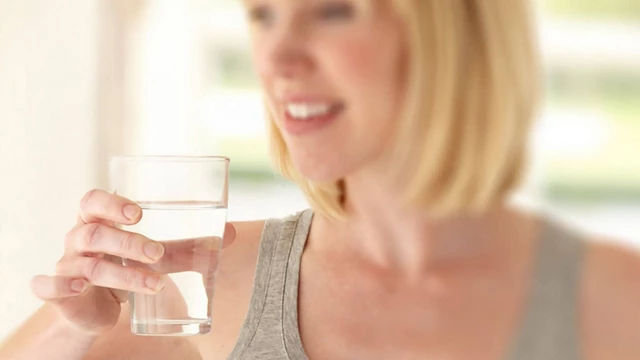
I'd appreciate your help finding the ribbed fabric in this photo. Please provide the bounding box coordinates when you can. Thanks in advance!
[227,209,312,360]
[504,216,585,360]
[227,209,585,360]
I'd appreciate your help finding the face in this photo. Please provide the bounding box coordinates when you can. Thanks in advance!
[244,0,407,183]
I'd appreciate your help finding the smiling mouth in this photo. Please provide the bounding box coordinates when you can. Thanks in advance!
[284,102,345,121]
[280,101,345,136]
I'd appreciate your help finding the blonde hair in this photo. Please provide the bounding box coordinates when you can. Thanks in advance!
[267,0,541,221]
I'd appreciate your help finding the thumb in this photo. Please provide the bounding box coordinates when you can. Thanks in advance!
[222,222,237,249]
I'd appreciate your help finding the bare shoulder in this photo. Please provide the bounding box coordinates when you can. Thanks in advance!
[219,219,267,276]
[582,238,640,360]
[214,220,267,296]
[192,219,267,359]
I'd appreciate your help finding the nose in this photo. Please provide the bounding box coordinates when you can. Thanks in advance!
[261,18,313,80]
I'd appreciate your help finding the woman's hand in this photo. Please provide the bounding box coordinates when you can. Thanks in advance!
[29,189,236,336]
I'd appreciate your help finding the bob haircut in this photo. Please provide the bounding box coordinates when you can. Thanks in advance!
[266,0,541,221]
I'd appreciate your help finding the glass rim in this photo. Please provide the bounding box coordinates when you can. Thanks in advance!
[110,155,230,163]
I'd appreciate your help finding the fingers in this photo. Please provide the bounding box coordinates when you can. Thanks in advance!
[31,275,89,300]
[139,223,234,274]
[147,236,221,274]
[222,222,236,248]
[78,189,142,226]
[64,223,165,263]
[55,256,166,295]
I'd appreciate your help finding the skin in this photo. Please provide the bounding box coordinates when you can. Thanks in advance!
[1,1,639,359]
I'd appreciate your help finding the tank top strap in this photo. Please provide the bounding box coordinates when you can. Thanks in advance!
[230,210,586,359]
[506,217,586,360]
[228,208,313,360]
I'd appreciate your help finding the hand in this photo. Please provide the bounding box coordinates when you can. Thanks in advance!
[30,189,236,335]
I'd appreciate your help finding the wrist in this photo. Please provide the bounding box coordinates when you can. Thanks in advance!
[52,310,99,343]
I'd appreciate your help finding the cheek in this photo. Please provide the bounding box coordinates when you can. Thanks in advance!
[251,44,270,83]
[325,27,404,101]
[249,33,276,86]
[329,38,383,90]
[326,36,405,159]
[326,35,404,127]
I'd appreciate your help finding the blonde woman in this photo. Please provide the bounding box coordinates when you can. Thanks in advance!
[2,0,639,359]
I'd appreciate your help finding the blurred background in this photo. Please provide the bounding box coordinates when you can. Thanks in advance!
[1,0,638,341]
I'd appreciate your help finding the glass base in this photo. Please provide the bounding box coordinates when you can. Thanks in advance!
[131,319,211,336]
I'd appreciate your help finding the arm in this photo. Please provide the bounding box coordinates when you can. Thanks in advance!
[0,304,97,360]
[582,240,640,359]
[0,300,202,360]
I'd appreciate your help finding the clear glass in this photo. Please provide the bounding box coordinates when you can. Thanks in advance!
[109,155,230,336]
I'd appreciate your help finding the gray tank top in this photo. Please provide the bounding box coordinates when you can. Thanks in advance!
[227,208,585,360]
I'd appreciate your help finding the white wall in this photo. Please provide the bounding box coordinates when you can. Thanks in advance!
[0,0,101,341]
[0,0,307,342]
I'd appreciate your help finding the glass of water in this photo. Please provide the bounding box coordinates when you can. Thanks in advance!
[109,155,229,336]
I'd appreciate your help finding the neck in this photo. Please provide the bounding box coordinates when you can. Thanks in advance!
[312,171,530,280]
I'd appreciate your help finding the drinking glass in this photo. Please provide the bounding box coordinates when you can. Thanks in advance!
[109,155,229,336]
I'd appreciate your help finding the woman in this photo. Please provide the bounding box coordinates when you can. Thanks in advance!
[2,0,639,359]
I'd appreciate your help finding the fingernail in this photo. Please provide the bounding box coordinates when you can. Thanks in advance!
[123,204,140,220]
[71,279,88,293]
[145,275,165,291]
[144,242,164,260]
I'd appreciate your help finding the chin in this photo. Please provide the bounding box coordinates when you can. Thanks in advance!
[290,156,348,184]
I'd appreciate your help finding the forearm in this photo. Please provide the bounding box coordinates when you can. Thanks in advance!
[0,304,97,360]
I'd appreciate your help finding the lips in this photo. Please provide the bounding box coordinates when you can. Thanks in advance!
[286,103,334,119]
[281,102,344,136]
[278,95,345,136]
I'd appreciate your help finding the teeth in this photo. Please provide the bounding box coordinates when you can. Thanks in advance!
[286,103,333,120]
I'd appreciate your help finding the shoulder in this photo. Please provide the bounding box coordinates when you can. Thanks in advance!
[581,237,640,359]
[220,219,267,274]
[215,219,267,294]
